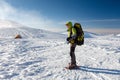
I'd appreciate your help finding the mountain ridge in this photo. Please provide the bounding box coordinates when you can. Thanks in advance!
[0,20,65,39]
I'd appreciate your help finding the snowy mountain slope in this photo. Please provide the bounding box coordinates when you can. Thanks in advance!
[0,20,22,29]
[0,20,65,39]
[0,33,120,80]
[116,34,120,37]
[0,27,65,39]
[0,20,120,80]
[84,31,98,38]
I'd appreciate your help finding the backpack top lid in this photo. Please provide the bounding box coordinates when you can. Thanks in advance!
[74,23,81,28]
[74,23,83,32]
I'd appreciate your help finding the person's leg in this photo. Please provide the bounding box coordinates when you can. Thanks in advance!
[70,43,76,65]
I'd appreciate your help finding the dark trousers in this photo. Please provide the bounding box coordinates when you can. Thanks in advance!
[70,43,76,65]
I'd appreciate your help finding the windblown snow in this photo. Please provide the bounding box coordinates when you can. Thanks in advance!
[0,20,65,39]
[0,20,120,80]
[0,20,22,29]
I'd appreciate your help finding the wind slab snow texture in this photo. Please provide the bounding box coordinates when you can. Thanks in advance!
[0,32,120,80]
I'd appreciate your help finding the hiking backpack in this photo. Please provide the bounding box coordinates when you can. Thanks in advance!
[74,23,84,45]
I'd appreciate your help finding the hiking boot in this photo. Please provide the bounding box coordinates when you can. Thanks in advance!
[68,63,77,69]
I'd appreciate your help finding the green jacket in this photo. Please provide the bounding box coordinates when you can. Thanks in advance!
[66,22,77,37]
[67,26,77,37]
[67,26,77,44]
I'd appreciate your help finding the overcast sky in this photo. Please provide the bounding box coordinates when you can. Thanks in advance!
[0,0,120,33]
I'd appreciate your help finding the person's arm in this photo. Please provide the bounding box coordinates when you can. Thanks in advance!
[68,31,71,38]
[66,30,71,42]
[66,28,77,43]
[71,28,77,39]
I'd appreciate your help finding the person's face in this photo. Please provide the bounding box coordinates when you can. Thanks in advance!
[66,24,70,29]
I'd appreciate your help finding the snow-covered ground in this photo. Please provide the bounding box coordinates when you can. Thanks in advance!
[0,20,120,80]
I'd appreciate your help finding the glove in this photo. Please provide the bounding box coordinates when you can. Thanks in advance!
[66,37,71,41]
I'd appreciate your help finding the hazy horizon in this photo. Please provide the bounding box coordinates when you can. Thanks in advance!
[0,19,119,34]
[84,28,120,34]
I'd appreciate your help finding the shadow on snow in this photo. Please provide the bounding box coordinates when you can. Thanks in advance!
[79,66,120,75]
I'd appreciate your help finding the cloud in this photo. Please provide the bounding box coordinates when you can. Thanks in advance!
[0,0,63,31]
[0,0,15,19]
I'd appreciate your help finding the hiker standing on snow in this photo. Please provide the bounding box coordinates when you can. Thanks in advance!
[66,22,77,69]
[65,21,84,69]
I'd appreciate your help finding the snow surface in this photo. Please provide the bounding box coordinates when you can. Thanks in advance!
[117,34,120,37]
[0,21,120,80]
[0,27,65,39]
